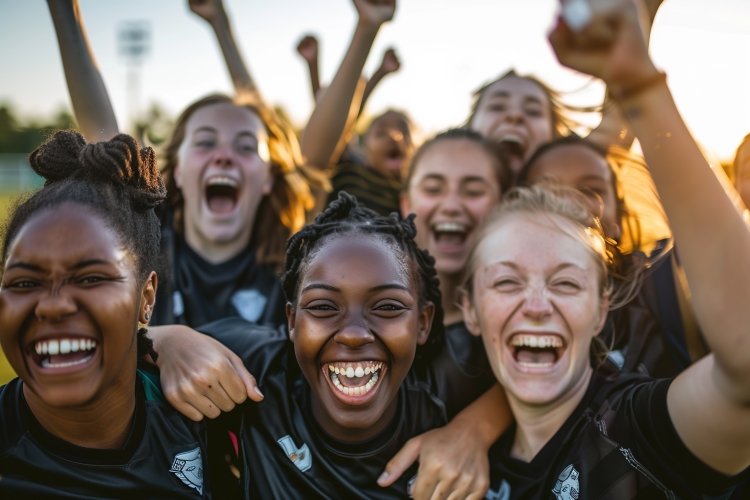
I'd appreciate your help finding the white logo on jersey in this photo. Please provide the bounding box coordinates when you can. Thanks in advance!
[169,447,204,494]
[485,479,510,500]
[552,464,580,500]
[231,289,267,322]
[277,435,312,472]
[173,290,185,317]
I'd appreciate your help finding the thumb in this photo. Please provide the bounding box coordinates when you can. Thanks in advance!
[378,436,421,487]
[230,354,264,402]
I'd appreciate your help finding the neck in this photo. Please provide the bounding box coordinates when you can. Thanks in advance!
[508,367,593,462]
[184,226,251,265]
[24,376,137,450]
[439,271,463,325]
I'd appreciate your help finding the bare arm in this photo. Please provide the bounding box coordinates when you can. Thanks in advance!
[188,0,261,101]
[47,0,119,142]
[300,0,395,171]
[550,0,750,475]
[296,34,321,100]
[379,384,511,499]
[358,47,401,119]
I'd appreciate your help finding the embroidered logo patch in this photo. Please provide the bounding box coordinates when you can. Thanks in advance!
[552,464,580,500]
[231,289,267,322]
[485,479,511,500]
[277,435,312,472]
[169,447,204,494]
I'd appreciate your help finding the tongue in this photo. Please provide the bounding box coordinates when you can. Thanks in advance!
[335,373,371,388]
[45,351,91,366]
[207,195,235,214]
[516,348,556,365]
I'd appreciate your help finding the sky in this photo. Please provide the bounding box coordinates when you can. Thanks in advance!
[1,0,749,162]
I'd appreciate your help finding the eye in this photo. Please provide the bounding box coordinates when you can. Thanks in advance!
[77,275,108,286]
[236,141,259,155]
[4,279,40,290]
[492,278,521,292]
[372,300,408,317]
[301,300,339,317]
[551,280,581,293]
[524,106,543,117]
[194,139,216,149]
[485,102,506,112]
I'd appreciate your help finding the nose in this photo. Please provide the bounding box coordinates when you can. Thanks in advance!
[503,103,524,124]
[334,311,375,348]
[211,144,234,168]
[35,286,77,322]
[521,287,553,321]
[437,188,463,215]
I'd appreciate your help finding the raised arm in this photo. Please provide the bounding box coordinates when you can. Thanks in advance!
[188,0,262,101]
[47,0,119,142]
[300,0,395,170]
[585,0,662,151]
[358,47,401,119]
[550,0,750,475]
[296,34,322,100]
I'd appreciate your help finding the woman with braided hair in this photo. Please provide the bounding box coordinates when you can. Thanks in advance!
[0,130,238,497]
[149,191,511,498]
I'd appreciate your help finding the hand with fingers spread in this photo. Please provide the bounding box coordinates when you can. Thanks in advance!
[149,325,263,421]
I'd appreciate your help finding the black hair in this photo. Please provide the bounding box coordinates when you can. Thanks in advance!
[403,128,512,195]
[282,191,444,358]
[1,130,166,360]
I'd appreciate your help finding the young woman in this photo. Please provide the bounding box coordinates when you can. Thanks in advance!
[463,1,750,496]
[48,0,320,328]
[0,130,241,497]
[151,192,509,498]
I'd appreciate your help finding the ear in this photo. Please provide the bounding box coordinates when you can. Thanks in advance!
[593,293,610,336]
[416,302,435,346]
[286,302,296,342]
[460,290,482,337]
[399,191,411,218]
[140,271,158,324]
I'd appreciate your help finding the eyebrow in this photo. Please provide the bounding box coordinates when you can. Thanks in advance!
[490,261,585,273]
[300,283,410,293]
[488,90,543,105]
[5,259,112,272]
[192,127,258,141]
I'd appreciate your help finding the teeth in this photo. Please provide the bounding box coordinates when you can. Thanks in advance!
[206,176,238,187]
[41,353,94,369]
[510,334,563,349]
[346,366,355,378]
[433,222,467,233]
[330,372,379,397]
[355,367,364,377]
[33,338,98,360]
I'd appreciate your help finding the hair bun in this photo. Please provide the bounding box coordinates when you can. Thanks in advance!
[28,130,87,183]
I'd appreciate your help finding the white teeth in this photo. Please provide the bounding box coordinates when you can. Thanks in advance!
[71,340,79,352]
[346,366,355,378]
[330,372,379,397]
[59,340,71,354]
[510,334,563,349]
[35,344,42,355]
[354,366,364,378]
[33,338,97,361]
[364,367,371,375]
[433,222,467,233]
[206,176,238,187]
[48,341,59,356]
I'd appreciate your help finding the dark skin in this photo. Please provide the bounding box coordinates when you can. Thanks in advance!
[0,204,156,449]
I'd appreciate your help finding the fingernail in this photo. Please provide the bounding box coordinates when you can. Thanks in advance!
[377,471,389,485]
[256,388,264,399]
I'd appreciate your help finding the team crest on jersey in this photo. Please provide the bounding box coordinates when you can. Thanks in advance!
[552,464,580,500]
[231,289,267,322]
[485,479,511,500]
[277,435,312,472]
[169,447,204,494]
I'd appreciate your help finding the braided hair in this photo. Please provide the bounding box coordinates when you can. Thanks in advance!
[1,130,166,360]
[282,191,444,358]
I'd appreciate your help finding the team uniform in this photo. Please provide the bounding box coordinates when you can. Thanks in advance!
[326,161,402,216]
[484,363,741,499]
[199,317,495,499]
[0,369,227,499]
[152,210,286,328]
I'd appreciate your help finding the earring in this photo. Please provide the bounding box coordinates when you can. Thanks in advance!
[145,311,151,322]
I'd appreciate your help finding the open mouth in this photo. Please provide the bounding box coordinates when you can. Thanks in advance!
[495,135,528,162]
[323,361,385,400]
[431,221,470,250]
[30,337,98,369]
[204,176,239,214]
[509,334,564,368]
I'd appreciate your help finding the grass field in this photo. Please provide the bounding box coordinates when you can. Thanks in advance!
[0,192,25,384]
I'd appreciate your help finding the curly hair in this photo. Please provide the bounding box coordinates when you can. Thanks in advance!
[2,130,166,360]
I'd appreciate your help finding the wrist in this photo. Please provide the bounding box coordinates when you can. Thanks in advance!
[609,70,666,103]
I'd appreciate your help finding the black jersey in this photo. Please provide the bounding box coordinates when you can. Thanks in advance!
[326,162,402,216]
[484,364,740,499]
[152,211,286,328]
[0,371,216,499]
[199,317,494,499]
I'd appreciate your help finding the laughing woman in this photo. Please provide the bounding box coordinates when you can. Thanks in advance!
[0,131,235,497]
[463,0,750,497]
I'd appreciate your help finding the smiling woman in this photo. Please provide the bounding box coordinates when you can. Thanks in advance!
[0,130,221,497]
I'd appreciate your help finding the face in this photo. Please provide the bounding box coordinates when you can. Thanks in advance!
[735,139,750,210]
[0,203,155,410]
[287,234,433,443]
[363,111,414,177]
[470,76,554,176]
[174,102,273,256]
[462,213,608,409]
[402,138,501,277]
[525,144,620,240]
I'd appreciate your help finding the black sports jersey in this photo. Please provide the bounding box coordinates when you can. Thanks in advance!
[0,371,216,499]
[484,364,740,499]
[152,211,286,328]
[326,161,402,216]
[198,317,494,499]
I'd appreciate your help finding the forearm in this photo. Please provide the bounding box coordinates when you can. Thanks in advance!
[209,10,260,100]
[449,384,511,447]
[620,81,750,379]
[301,21,380,170]
[48,0,118,142]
